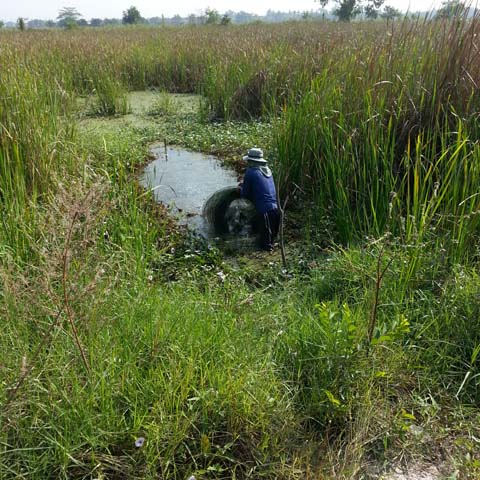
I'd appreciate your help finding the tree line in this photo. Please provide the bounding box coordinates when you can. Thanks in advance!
[1,1,472,30]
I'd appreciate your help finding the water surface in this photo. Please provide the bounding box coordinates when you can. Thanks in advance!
[141,146,241,239]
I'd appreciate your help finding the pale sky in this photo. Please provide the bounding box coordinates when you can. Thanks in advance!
[0,0,443,22]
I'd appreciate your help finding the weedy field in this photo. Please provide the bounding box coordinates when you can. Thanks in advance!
[1,18,479,479]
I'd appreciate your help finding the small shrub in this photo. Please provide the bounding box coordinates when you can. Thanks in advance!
[277,302,360,429]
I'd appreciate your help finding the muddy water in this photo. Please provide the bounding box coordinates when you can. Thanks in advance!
[141,145,253,242]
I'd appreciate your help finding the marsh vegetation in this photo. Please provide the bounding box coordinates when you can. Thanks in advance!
[1,18,479,479]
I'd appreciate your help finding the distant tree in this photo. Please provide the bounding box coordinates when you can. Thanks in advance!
[233,10,257,23]
[90,18,103,26]
[57,7,82,28]
[45,20,56,28]
[220,14,232,25]
[205,8,221,24]
[336,0,362,21]
[364,4,379,18]
[27,19,46,28]
[436,0,466,18]
[148,16,162,25]
[318,0,384,21]
[77,19,88,27]
[122,6,142,24]
[381,5,402,19]
[188,14,197,25]
[17,17,26,31]
[104,18,121,25]
[0,21,4,29]
[171,14,184,25]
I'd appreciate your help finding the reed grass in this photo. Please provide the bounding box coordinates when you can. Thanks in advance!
[272,16,480,266]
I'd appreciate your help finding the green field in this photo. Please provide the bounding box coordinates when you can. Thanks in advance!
[1,19,480,479]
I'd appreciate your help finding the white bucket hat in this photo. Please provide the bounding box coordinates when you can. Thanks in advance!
[243,147,267,165]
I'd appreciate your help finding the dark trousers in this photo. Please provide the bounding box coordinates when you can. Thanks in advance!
[256,209,281,250]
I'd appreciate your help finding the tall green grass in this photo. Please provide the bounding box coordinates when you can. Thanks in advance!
[0,46,75,259]
[273,16,480,264]
[1,278,299,478]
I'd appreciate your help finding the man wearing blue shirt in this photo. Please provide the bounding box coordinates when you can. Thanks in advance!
[239,148,281,251]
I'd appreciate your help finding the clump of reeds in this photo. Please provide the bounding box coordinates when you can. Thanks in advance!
[273,14,480,264]
[146,90,175,116]
[89,74,130,116]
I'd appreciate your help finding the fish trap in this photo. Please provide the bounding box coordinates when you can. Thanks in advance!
[203,186,257,235]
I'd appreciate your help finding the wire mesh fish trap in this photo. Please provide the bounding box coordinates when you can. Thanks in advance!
[203,186,256,235]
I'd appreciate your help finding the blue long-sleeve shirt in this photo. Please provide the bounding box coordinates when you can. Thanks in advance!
[240,167,278,214]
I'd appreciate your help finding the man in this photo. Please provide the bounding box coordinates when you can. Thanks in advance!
[238,147,281,251]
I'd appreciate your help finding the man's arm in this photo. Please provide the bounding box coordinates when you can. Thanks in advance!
[239,170,252,199]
